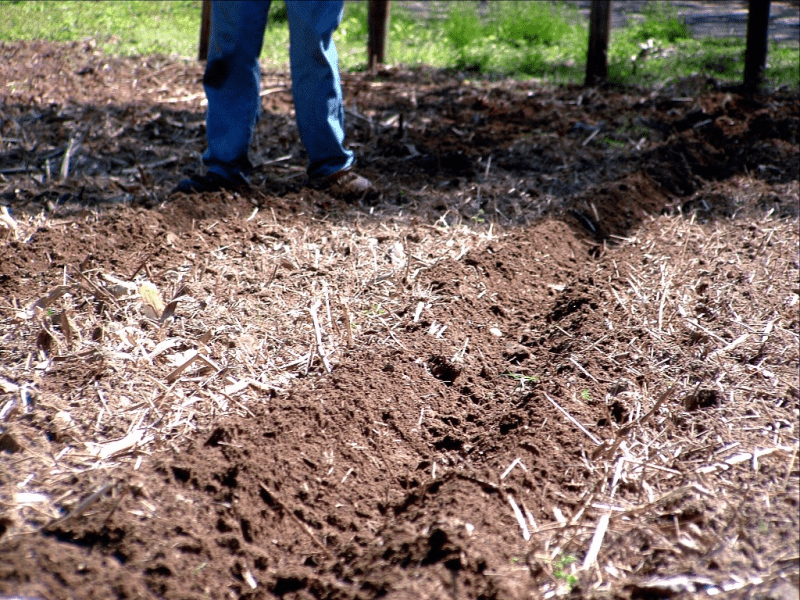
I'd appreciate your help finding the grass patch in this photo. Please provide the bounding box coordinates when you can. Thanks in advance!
[337,1,452,72]
[626,2,691,44]
[0,0,797,89]
[608,36,799,90]
[440,1,587,81]
[0,0,203,57]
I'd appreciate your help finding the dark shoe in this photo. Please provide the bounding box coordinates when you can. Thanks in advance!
[172,171,249,195]
[313,168,375,201]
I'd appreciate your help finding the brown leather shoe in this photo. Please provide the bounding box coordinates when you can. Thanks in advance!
[315,168,375,201]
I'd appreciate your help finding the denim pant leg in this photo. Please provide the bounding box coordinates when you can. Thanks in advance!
[203,0,270,179]
[286,1,354,178]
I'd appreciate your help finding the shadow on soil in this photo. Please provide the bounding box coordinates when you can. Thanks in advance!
[1,57,798,244]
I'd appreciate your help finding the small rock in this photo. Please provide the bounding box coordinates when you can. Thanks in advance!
[503,343,530,364]
[762,581,800,600]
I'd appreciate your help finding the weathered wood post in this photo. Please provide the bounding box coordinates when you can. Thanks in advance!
[368,0,391,69]
[198,0,211,61]
[743,0,771,91]
[585,0,611,86]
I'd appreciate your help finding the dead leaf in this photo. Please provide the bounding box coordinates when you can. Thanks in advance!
[139,282,165,320]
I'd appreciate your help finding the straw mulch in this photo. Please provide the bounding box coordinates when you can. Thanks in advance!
[1,40,798,600]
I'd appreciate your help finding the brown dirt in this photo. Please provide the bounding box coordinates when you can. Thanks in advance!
[0,41,798,600]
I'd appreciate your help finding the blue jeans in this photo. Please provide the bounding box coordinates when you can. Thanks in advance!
[203,0,354,180]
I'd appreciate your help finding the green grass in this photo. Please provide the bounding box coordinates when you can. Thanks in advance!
[608,35,799,90]
[0,0,797,89]
[337,1,452,71]
[626,2,691,44]
[0,0,203,57]
[439,1,587,78]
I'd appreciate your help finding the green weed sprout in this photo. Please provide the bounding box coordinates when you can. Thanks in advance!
[552,553,578,589]
[504,372,539,391]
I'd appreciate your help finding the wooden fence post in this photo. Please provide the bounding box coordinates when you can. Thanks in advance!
[743,0,770,91]
[585,0,611,86]
[198,0,211,61]
[368,0,391,70]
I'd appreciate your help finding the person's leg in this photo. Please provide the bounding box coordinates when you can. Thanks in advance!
[285,1,353,179]
[203,0,271,180]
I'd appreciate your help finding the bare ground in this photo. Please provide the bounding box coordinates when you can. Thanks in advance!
[0,41,798,600]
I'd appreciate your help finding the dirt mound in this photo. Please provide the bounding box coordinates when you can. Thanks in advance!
[1,41,798,600]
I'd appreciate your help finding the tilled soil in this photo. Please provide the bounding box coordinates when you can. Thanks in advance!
[0,41,798,600]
